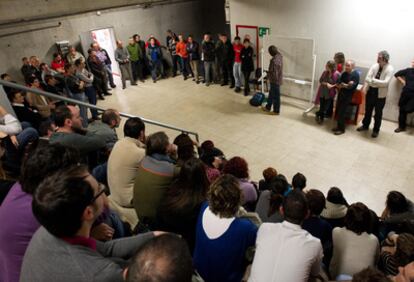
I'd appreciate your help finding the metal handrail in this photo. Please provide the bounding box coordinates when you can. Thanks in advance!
[0,79,199,142]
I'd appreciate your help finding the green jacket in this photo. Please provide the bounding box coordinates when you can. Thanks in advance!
[133,156,176,224]
[126,43,142,62]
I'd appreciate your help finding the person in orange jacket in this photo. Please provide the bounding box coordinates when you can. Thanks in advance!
[176,35,191,80]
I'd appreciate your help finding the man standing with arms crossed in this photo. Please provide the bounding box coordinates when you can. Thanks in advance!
[333,60,360,135]
[357,51,394,138]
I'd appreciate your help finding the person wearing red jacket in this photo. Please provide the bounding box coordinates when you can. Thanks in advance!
[176,35,191,80]
[232,36,243,93]
[50,53,65,74]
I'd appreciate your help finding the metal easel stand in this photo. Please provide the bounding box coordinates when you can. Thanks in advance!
[303,53,318,116]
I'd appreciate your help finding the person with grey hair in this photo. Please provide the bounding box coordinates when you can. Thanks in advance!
[333,60,360,135]
[115,40,137,89]
[262,45,283,115]
[66,46,85,65]
[357,51,394,138]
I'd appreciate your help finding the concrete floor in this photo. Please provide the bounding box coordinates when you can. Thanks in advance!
[99,76,414,214]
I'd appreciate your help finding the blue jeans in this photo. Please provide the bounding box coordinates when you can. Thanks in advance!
[179,57,191,77]
[171,55,179,76]
[105,64,115,86]
[92,162,107,185]
[84,86,98,119]
[17,123,39,150]
[266,83,281,113]
[72,92,88,127]
[233,62,242,88]
[204,61,214,84]
[150,60,163,81]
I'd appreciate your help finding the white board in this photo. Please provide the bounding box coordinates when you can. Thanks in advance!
[263,35,314,81]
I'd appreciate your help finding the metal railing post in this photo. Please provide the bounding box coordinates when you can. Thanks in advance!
[0,79,200,142]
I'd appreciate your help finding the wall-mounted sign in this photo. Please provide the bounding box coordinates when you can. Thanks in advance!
[259,27,270,37]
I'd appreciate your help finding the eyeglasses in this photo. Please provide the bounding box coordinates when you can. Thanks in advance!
[90,183,107,204]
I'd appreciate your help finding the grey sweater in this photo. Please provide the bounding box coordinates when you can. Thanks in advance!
[20,227,154,282]
[49,131,106,155]
[115,47,130,64]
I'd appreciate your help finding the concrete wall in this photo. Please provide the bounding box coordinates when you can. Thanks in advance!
[0,0,155,23]
[229,0,414,122]
[0,0,228,82]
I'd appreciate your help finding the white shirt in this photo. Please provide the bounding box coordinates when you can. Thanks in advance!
[364,63,394,98]
[249,221,323,282]
[0,114,22,135]
[330,227,379,278]
[202,207,235,239]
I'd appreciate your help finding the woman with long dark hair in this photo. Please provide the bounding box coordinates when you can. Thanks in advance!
[255,175,288,223]
[157,158,209,252]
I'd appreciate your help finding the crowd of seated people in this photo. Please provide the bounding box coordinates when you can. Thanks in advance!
[0,91,413,281]
[1,31,414,282]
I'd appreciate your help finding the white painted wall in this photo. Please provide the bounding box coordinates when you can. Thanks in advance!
[229,0,414,121]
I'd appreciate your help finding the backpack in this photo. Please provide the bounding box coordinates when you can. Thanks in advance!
[250,92,265,107]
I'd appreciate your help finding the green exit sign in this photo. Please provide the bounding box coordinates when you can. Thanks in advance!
[259,27,270,37]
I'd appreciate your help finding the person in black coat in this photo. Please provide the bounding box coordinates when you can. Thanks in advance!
[87,50,110,98]
[241,38,254,96]
[394,60,414,133]
[201,34,216,86]
[216,33,235,87]
[7,90,42,130]
[186,36,201,84]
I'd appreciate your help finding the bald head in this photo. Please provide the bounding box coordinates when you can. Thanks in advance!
[125,234,192,282]
[345,60,355,73]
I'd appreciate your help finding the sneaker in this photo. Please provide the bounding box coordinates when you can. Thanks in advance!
[104,92,112,96]
[235,87,241,93]
[110,84,116,88]
[394,127,406,133]
[357,126,369,132]
[334,130,345,135]
[371,131,379,138]
[261,106,270,112]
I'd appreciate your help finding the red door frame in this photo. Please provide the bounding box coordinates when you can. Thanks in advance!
[235,25,260,67]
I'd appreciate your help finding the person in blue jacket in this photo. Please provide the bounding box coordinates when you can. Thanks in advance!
[146,37,163,83]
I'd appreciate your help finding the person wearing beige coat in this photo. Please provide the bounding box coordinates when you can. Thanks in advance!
[26,77,55,118]
[107,118,146,229]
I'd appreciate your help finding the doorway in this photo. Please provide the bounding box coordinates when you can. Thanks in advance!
[79,27,120,78]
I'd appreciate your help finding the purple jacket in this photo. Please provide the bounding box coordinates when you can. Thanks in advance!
[314,70,340,104]
[0,182,40,282]
[239,179,258,204]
